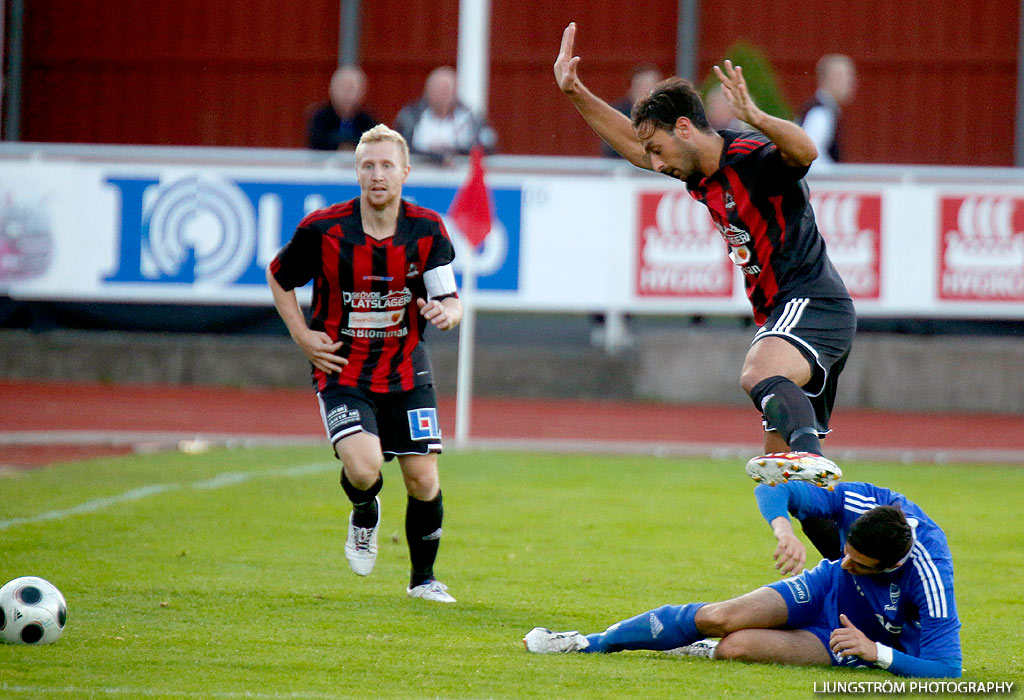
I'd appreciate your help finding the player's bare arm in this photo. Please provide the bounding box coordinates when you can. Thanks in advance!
[713,60,818,167]
[769,516,807,575]
[266,266,347,374]
[829,614,878,663]
[417,296,462,331]
[554,22,651,169]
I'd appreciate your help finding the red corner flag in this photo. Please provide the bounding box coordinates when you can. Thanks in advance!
[447,146,494,247]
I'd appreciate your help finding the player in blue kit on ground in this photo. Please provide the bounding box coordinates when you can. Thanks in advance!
[554,22,855,559]
[524,479,961,678]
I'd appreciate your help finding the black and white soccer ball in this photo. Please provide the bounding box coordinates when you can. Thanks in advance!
[0,576,67,645]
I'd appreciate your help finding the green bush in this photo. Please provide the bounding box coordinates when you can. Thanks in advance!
[701,39,792,121]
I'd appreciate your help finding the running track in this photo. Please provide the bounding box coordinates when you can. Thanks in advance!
[2,380,1023,468]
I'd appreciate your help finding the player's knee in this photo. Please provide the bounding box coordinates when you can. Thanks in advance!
[339,453,383,487]
[715,631,755,661]
[697,603,738,637]
[404,472,438,500]
[739,366,765,396]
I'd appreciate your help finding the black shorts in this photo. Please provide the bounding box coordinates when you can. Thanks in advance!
[752,296,856,435]
[316,384,443,461]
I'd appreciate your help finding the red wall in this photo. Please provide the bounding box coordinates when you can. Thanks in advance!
[21,0,339,147]
[17,0,1022,165]
[695,0,1020,166]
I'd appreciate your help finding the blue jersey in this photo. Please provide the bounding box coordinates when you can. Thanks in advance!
[757,481,961,676]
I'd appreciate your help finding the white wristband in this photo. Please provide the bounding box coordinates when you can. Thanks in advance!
[875,642,894,670]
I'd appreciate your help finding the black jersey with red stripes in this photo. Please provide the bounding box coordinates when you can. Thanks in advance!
[269,197,456,393]
[684,129,849,325]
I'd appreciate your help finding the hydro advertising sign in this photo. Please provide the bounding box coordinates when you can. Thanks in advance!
[101,173,521,301]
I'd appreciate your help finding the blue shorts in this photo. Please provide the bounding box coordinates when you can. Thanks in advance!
[765,559,873,669]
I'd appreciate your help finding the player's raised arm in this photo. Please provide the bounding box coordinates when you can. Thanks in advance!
[554,22,651,169]
[713,60,818,167]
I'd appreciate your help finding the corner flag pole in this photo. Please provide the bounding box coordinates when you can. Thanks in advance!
[447,146,493,450]
[454,247,476,448]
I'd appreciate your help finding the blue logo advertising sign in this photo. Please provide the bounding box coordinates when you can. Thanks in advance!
[103,175,521,292]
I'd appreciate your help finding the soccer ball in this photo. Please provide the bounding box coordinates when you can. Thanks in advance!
[0,576,67,645]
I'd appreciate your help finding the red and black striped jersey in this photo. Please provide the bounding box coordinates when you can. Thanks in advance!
[685,130,849,325]
[269,197,456,394]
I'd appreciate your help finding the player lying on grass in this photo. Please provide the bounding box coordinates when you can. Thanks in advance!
[524,479,961,678]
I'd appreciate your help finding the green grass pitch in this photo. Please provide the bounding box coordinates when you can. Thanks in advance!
[1,447,1022,698]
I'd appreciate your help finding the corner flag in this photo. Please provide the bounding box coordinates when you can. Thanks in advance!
[448,146,493,448]
[447,146,493,247]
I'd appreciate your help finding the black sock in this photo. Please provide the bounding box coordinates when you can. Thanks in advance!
[341,471,382,528]
[406,491,443,587]
[748,375,823,454]
[800,517,842,560]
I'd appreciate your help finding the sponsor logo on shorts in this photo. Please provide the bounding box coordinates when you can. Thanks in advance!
[326,404,361,432]
[782,575,812,604]
[408,407,440,441]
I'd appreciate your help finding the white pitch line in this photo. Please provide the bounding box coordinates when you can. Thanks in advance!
[0,683,345,699]
[0,462,334,531]
[3,430,1023,465]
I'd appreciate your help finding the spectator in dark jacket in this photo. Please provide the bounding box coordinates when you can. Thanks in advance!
[307,66,378,151]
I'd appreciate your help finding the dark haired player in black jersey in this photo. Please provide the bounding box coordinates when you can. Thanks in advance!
[554,23,855,559]
[267,124,462,602]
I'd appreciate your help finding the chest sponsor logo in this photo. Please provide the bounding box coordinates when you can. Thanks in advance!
[939,194,1024,301]
[349,309,406,329]
[811,191,882,299]
[635,190,734,298]
[343,289,412,310]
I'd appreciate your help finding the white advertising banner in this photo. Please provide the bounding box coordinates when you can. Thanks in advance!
[1,153,1024,319]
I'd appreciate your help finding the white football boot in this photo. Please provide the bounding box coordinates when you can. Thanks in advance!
[406,579,456,603]
[665,639,719,658]
[745,452,842,489]
[344,497,380,576]
[523,627,590,654]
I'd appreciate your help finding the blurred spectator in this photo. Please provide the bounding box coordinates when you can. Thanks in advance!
[307,66,378,151]
[601,65,662,157]
[798,54,856,170]
[395,67,497,162]
[705,84,748,131]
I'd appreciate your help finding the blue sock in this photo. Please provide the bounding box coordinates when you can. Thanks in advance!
[582,603,706,653]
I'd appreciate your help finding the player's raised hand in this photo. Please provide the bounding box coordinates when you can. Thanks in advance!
[773,531,807,576]
[829,614,877,662]
[712,60,764,126]
[554,22,583,94]
[294,328,347,374]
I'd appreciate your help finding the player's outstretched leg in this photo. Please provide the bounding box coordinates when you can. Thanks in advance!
[524,603,707,654]
[745,452,842,489]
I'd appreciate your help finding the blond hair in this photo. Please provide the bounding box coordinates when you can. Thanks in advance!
[356,124,410,167]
